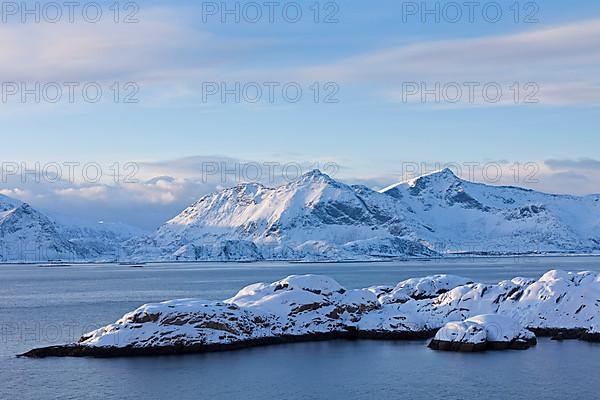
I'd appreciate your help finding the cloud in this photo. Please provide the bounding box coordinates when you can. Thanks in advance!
[0,5,272,113]
[55,186,109,199]
[295,19,600,106]
[136,155,345,185]
[0,8,200,82]
[128,17,600,107]
[1,6,598,109]
[545,158,600,171]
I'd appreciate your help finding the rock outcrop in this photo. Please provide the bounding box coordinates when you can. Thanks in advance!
[21,270,600,358]
[428,314,537,352]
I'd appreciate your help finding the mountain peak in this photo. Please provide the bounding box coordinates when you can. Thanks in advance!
[418,167,460,181]
[232,182,265,195]
[379,168,461,194]
[303,169,330,178]
[295,169,335,184]
[407,167,462,186]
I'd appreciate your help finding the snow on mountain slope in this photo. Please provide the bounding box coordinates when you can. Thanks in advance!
[53,215,147,261]
[0,194,23,214]
[0,196,86,262]
[128,168,600,261]
[128,170,435,261]
[0,194,142,263]
[381,168,600,254]
[4,168,599,263]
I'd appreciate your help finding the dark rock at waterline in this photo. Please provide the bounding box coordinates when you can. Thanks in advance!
[428,337,537,353]
[580,331,600,343]
[21,326,600,358]
[20,330,438,358]
[530,328,587,341]
[427,314,538,353]
[428,339,487,352]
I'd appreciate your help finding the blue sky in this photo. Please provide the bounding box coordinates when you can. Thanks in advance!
[1,1,600,228]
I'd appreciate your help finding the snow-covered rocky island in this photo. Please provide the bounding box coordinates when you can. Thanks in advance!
[22,269,600,357]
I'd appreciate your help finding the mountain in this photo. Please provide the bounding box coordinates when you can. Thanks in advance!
[127,170,435,261]
[3,168,599,263]
[0,194,142,263]
[0,194,86,262]
[381,168,600,254]
[56,219,147,262]
[127,169,600,261]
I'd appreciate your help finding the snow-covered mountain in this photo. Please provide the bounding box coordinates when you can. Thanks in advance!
[3,168,599,263]
[382,168,600,254]
[127,169,600,261]
[0,194,142,263]
[127,170,435,261]
[0,194,85,262]
[53,214,147,261]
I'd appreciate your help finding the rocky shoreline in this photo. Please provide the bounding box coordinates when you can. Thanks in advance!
[21,330,437,358]
[21,270,600,358]
[22,327,597,358]
[428,338,538,352]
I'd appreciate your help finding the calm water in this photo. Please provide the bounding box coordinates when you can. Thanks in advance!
[2,256,600,399]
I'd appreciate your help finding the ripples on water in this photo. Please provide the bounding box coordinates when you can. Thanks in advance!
[2,256,600,399]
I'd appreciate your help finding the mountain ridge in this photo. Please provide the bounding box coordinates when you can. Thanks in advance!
[0,196,141,263]
[2,169,599,262]
[126,169,600,262]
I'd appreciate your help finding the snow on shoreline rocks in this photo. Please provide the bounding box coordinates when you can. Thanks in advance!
[22,270,600,358]
[581,326,600,343]
[428,314,537,352]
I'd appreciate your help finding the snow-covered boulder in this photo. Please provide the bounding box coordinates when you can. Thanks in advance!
[429,314,537,352]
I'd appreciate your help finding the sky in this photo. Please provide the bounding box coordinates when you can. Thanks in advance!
[1,0,599,229]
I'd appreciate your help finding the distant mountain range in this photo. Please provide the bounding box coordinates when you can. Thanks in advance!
[0,194,142,263]
[2,169,599,263]
[128,168,600,261]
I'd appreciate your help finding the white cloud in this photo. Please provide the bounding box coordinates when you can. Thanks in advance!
[54,186,109,199]
[296,19,600,106]
[0,8,202,82]
[1,6,598,108]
